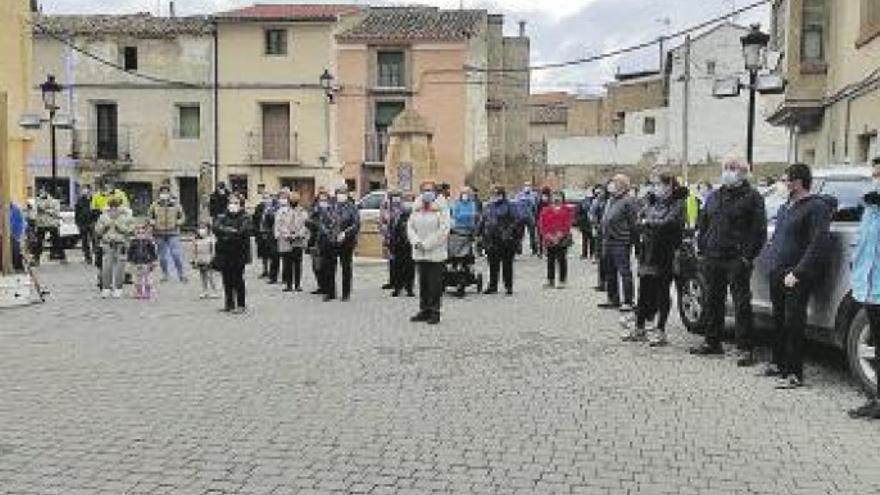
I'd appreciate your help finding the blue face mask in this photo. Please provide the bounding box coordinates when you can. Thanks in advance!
[421,191,436,204]
[720,170,739,186]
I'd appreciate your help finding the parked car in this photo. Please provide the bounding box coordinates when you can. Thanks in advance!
[675,167,877,393]
[357,190,386,224]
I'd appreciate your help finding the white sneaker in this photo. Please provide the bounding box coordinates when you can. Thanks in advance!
[543,281,555,289]
[556,282,567,290]
[101,289,111,299]
[111,289,122,299]
[199,293,208,300]
[619,304,634,313]
[644,321,656,332]
[618,315,634,330]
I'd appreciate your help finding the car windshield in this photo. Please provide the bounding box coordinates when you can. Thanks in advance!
[359,193,384,210]
[764,177,874,224]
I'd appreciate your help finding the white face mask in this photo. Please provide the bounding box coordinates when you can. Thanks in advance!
[159,193,170,201]
[720,169,741,186]
[228,204,241,214]
[198,229,208,237]
[336,193,348,203]
[460,194,469,202]
[607,183,618,195]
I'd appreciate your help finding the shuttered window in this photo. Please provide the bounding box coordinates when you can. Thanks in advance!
[802,0,825,62]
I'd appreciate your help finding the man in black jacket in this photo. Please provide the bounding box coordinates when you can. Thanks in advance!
[319,186,360,301]
[208,182,230,220]
[74,184,97,264]
[764,164,833,389]
[598,174,639,311]
[691,158,767,364]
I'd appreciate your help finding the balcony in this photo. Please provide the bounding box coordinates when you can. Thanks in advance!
[71,126,133,171]
[245,132,299,164]
[364,132,389,165]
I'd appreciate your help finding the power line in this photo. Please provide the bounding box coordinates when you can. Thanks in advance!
[466,0,771,73]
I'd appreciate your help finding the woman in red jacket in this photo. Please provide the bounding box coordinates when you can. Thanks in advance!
[538,191,574,288]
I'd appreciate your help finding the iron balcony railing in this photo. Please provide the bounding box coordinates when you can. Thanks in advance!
[71,126,132,163]
[364,132,389,164]
[245,131,299,163]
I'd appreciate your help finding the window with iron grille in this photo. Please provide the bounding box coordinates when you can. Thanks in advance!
[801,0,825,63]
[265,29,288,56]
[176,105,200,139]
[377,51,405,88]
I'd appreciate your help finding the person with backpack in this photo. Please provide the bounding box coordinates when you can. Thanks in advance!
[479,185,522,296]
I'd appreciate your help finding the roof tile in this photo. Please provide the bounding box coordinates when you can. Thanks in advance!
[33,13,213,37]
[337,7,485,42]
[216,4,362,21]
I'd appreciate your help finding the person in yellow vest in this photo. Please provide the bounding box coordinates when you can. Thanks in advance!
[91,179,130,212]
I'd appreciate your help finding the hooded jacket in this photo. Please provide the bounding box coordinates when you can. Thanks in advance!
[407,200,451,262]
[697,181,766,261]
[765,194,835,281]
[479,198,522,253]
[601,193,639,247]
[95,207,133,246]
[637,187,687,276]
[451,199,479,232]
[852,190,880,304]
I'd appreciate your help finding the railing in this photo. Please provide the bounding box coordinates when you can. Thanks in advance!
[364,132,389,164]
[71,126,133,164]
[245,132,299,163]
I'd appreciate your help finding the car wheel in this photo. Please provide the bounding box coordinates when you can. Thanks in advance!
[846,310,878,396]
[677,273,707,334]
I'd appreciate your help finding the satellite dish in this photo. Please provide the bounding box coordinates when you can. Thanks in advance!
[712,77,742,98]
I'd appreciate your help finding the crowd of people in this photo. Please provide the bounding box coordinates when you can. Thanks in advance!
[6,157,880,419]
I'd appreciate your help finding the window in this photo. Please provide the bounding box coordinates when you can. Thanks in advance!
[265,29,288,56]
[377,51,405,88]
[123,46,138,71]
[706,60,717,76]
[176,105,200,139]
[860,0,880,44]
[802,0,825,63]
[643,117,656,135]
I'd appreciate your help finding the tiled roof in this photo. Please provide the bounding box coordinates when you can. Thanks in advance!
[216,4,362,21]
[33,14,214,37]
[337,7,485,42]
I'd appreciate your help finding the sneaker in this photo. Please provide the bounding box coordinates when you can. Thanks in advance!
[180,276,189,284]
[101,289,111,299]
[618,315,634,330]
[775,375,803,390]
[689,343,724,356]
[199,293,208,300]
[410,312,428,323]
[231,307,247,315]
[111,289,122,299]
[648,331,668,347]
[160,275,169,283]
[848,400,880,419]
[381,283,393,290]
[426,314,441,325]
[556,282,567,290]
[644,321,656,332]
[621,330,647,342]
[543,281,555,289]
[619,304,634,313]
[736,350,758,368]
[598,302,620,309]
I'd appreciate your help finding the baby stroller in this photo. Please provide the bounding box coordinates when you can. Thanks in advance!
[444,228,483,297]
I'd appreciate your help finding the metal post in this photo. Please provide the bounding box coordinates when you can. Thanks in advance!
[0,92,12,275]
[212,21,219,188]
[747,69,757,170]
[682,35,691,185]
[324,95,330,167]
[50,108,57,195]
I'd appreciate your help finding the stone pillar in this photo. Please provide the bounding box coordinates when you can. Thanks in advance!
[384,109,437,193]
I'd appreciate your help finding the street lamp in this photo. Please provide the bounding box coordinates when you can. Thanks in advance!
[319,69,334,102]
[741,24,770,169]
[40,74,62,194]
[319,69,335,168]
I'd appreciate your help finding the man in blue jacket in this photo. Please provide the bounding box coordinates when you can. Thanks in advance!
[764,164,833,389]
[319,186,360,302]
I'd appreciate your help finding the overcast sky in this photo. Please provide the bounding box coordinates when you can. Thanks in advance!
[40,0,769,93]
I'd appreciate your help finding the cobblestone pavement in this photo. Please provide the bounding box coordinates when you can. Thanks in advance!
[2,252,880,495]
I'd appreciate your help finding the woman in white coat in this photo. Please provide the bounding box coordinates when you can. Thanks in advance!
[407,181,451,325]
[274,190,311,292]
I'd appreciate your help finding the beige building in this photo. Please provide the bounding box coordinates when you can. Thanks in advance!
[31,14,214,219]
[1,0,37,204]
[768,0,880,165]
[215,4,363,203]
[335,6,529,196]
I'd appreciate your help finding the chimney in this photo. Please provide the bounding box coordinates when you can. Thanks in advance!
[518,21,527,37]
[169,1,176,18]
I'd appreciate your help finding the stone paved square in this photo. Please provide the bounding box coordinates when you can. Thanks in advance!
[2,255,879,494]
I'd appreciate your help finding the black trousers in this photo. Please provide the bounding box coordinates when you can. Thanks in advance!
[34,226,66,262]
[268,253,280,283]
[770,271,813,380]
[417,261,444,316]
[581,229,595,258]
[280,248,304,290]
[77,223,95,261]
[703,258,755,349]
[310,251,323,293]
[391,254,415,293]
[487,249,515,292]
[596,236,607,286]
[546,245,568,283]
[604,243,634,306]
[636,273,674,330]
[221,264,246,310]
[865,304,880,396]
[322,246,354,299]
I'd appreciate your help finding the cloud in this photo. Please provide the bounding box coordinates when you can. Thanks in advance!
[41,0,770,93]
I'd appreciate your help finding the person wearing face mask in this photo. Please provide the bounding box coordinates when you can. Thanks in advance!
[317,186,360,301]
[622,172,686,346]
[31,188,65,266]
[255,192,278,281]
[408,181,451,325]
[307,188,331,295]
[91,179,130,213]
[538,190,574,289]
[479,185,522,295]
[389,193,416,298]
[274,190,310,293]
[515,182,540,256]
[213,195,252,314]
[589,183,611,289]
[598,174,639,312]
[849,163,880,418]
[191,223,219,300]
[451,187,479,233]
[74,184,97,265]
[208,182,230,219]
[691,157,766,365]
[94,197,133,299]
[762,164,833,390]
[148,185,187,283]
[380,191,404,291]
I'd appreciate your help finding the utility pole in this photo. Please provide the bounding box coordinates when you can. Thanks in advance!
[682,35,691,185]
[0,92,11,275]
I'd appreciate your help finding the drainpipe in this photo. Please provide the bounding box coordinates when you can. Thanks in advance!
[212,19,219,187]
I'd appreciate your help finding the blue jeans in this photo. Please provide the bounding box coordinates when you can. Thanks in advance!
[156,234,185,279]
[604,243,634,306]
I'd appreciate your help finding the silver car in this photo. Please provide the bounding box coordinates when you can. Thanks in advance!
[677,167,877,393]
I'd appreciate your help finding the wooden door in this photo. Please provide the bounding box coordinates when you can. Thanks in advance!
[261,103,290,161]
